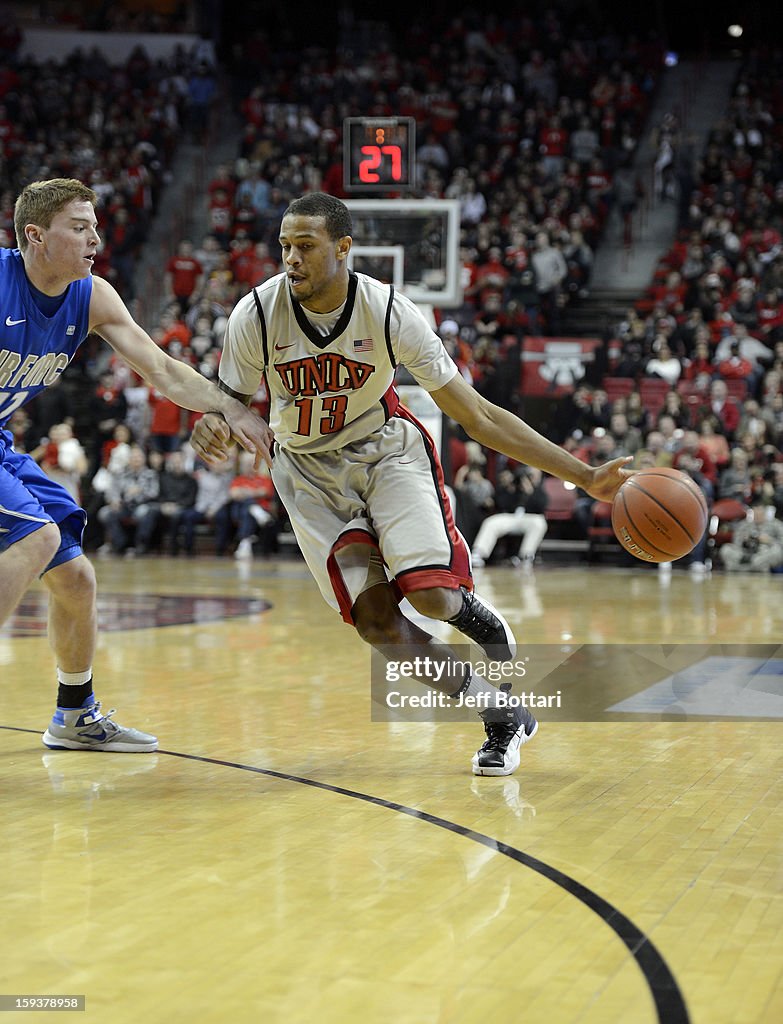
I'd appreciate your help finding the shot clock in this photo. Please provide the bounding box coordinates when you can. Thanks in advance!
[343,117,416,192]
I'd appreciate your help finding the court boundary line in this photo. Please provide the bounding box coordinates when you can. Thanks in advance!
[1,723,689,1023]
[162,749,690,1024]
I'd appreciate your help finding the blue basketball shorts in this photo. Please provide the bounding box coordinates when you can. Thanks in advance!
[0,429,87,572]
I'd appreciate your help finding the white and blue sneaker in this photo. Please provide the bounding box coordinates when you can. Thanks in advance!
[42,699,158,753]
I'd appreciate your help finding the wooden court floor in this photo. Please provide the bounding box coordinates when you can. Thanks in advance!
[1,556,781,1024]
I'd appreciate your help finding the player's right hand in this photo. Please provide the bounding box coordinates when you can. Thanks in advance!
[222,401,275,470]
[585,455,634,502]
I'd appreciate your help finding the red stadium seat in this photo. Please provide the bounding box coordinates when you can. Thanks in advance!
[602,376,636,402]
[639,377,672,417]
[543,477,577,521]
[706,498,749,568]
[587,500,621,561]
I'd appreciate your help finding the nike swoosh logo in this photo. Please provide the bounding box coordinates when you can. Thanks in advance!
[5,316,26,326]
[275,343,296,351]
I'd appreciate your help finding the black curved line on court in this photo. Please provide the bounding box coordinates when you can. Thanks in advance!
[2,725,689,1024]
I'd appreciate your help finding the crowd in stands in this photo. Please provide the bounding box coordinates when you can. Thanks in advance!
[6,9,783,569]
[541,50,783,570]
[13,1,196,35]
[0,31,216,299]
[191,2,662,356]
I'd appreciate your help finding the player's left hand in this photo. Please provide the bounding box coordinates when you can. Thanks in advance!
[191,412,232,465]
[585,456,634,502]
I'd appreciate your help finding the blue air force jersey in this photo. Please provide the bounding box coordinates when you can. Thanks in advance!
[0,248,92,428]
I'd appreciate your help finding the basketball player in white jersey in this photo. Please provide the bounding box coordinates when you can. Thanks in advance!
[0,178,272,752]
[192,193,631,775]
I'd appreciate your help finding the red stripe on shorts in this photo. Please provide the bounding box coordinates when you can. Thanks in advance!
[393,403,473,594]
[394,566,472,596]
[326,528,403,624]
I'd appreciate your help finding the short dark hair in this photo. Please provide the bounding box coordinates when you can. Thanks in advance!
[284,192,352,240]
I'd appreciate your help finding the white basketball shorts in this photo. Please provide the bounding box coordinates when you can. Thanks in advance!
[271,408,472,623]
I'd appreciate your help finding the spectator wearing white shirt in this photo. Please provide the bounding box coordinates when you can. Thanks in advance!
[714,322,773,395]
[459,178,487,226]
[645,340,682,386]
[531,231,568,335]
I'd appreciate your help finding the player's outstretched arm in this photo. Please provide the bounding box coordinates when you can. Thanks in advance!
[430,372,632,501]
[88,276,273,466]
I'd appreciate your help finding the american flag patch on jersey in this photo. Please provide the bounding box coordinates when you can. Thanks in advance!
[353,338,373,352]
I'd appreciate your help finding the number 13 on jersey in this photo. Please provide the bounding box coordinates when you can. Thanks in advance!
[294,394,348,435]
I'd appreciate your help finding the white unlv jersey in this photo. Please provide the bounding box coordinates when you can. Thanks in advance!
[219,271,458,453]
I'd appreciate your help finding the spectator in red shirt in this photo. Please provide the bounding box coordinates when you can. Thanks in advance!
[321,158,348,199]
[539,115,568,179]
[757,288,783,342]
[207,188,234,248]
[148,387,188,454]
[429,90,459,135]
[231,239,279,291]
[156,308,192,351]
[683,339,715,381]
[740,222,781,257]
[673,429,718,488]
[585,157,613,218]
[221,452,279,559]
[616,71,642,115]
[232,197,258,240]
[707,378,742,438]
[652,270,687,316]
[717,340,755,384]
[208,163,236,204]
[88,370,128,475]
[229,235,255,286]
[123,148,153,224]
[165,239,204,315]
[474,246,510,306]
[241,87,265,129]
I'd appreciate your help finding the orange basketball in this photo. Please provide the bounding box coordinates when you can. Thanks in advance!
[611,467,709,562]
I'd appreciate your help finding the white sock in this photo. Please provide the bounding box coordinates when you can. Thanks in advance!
[398,639,508,710]
[452,667,507,708]
[57,667,93,686]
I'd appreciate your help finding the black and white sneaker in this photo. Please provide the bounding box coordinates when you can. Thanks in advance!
[447,587,516,662]
[472,685,538,776]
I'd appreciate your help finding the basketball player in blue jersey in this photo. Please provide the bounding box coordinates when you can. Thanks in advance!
[0,178,273,752]
[192,193,631,776]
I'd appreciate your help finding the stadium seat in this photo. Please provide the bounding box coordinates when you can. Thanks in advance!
[543,477,578,521]
[587,501,622,561]
[706,498,749,568]
[602,376,636,402]
[639,377,672,417]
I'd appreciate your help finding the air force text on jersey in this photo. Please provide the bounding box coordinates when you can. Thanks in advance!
[0,349,71,389]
